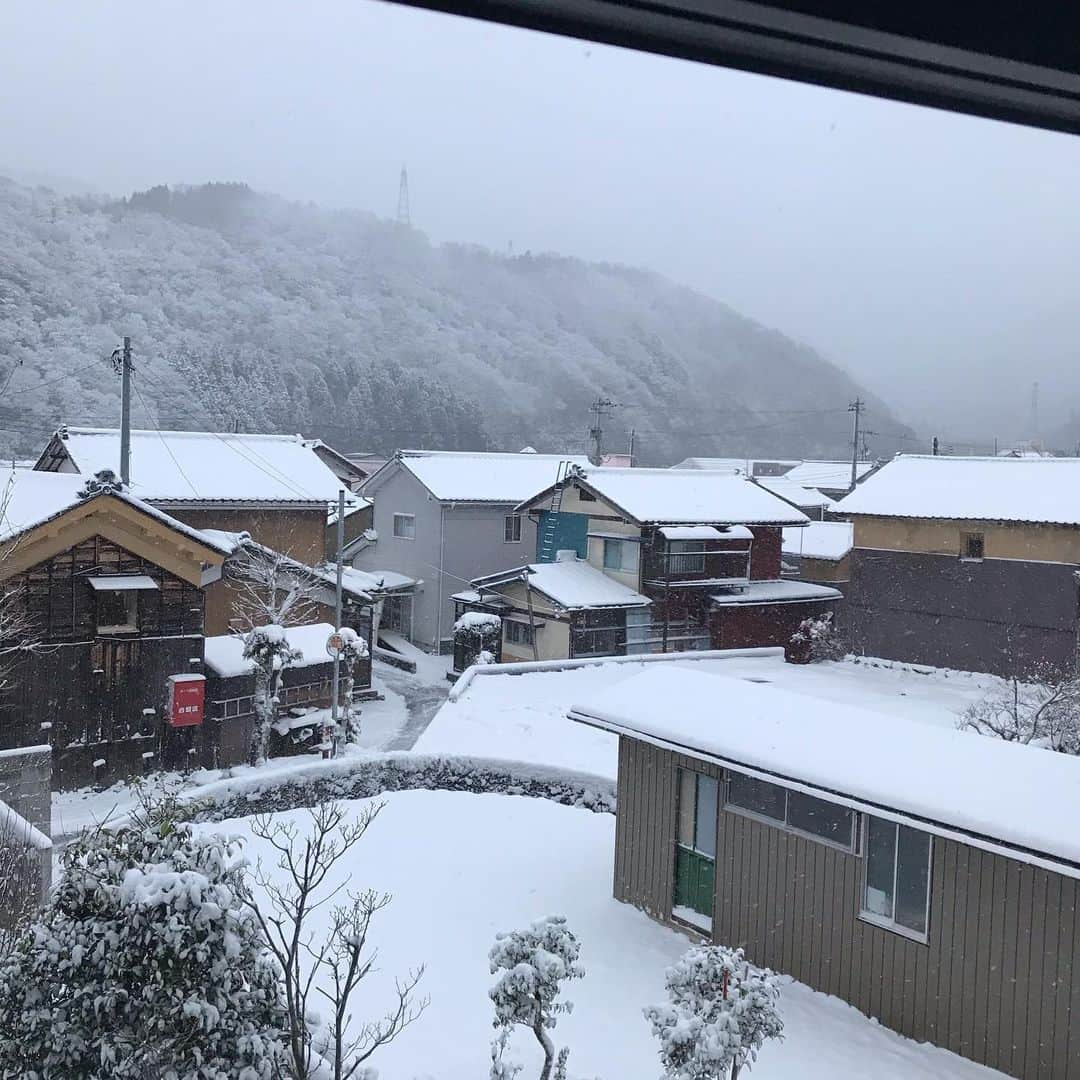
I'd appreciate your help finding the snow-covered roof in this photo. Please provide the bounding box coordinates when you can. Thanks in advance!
[671,457,802,474]
[475,558,651,610]
[569,665,1080,876]
[544,468,809,526]
[781,522,853,562]
[834,455,1080,526]
[784,460,875,491]
[373,450,591,504]
[46,427,356,505]
[754,477,834,510]
[709,580,841,606]
[658,524,753,541]
[203,622,337,677]
[0,469,233,555]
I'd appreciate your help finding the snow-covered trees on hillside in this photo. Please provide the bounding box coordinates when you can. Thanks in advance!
[644,944,784,1080]
[0,804,287,1078]
[488,915,584,1080]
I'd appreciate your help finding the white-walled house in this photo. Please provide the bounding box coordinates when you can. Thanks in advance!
[355,450,588,652]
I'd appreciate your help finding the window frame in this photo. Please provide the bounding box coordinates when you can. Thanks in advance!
[504,513,523,543]
[392,513,416,541]
[504,618,535,646]
[723,771,859,854]
[858,815,933,944]
[96,589,139,635]
[960,530,984,562]
[602,537,625,570]
[666,539,706,574]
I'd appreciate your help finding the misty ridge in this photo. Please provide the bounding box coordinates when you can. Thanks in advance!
[0,176,913,462]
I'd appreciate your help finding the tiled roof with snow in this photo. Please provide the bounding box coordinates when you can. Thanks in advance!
[834,455,1080,526]
[754,477,834,510]
[781,522,853,561]
[387,450,591,503]
[476,558,650,610]
[569,468,809,526]
[49,428,355,504]
[0,469,233,554]
[203,622,337,677]
[569,665,1080,876]
[784,460,875,490]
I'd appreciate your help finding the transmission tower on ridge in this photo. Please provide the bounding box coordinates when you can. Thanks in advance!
[397,165,411,227]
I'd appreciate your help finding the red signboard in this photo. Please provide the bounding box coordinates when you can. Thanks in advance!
[167,674,205,728]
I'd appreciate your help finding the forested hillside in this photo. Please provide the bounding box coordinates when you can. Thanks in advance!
[0,178,911,462]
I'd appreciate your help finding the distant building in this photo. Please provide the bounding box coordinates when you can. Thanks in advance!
[781,521,853,586]
[783,459,879,500]
[751,476,834,520]
[571,663,1080,1080]
[836,454,1080,676]
[672,456,799,477]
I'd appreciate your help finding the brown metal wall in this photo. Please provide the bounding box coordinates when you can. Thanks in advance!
[614,736,1080,1079]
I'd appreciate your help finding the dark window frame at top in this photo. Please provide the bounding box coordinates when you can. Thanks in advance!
[504,513,523,543]
[960,531,985,561]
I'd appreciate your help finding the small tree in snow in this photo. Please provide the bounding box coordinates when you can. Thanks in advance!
[454,611,502,669]
[335,626,369,744]
[788,611,844,663]
[230,544,324,765]
[0,798,287,1078]
[644,944,783,1080]
[958,665,1080,753]
[488,915,584,1080]
[245,801,426,1080]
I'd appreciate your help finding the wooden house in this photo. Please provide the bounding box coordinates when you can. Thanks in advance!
[570,663,1080,1079]
[0,471,232,789]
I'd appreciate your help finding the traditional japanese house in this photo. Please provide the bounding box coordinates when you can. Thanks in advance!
[0,470,232,789]
[570,663,1080,1080]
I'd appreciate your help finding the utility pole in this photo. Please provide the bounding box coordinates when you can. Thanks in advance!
[329,489,345,756]
[932,436,939,456]
[112,337,133,486]
[628,428,636,468]
[397,165,411,227]
[588,396,617,466]
[847,398,863,493]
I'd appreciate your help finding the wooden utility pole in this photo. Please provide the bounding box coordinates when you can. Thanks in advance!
[329,489,345,753]
[119,337,132,486]
[847,398,863,493]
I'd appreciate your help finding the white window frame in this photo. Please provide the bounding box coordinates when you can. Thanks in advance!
[392,513,416,541]
[504,514,523,543]
[858,816,932,944]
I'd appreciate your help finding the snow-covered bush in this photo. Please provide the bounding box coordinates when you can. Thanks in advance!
[788,611,843,664]
[244,622,302,766]
[488,915,584,1080]
[454,611,502,669]
[0,803,287,1078]
[958,666,1080,753]
[644,944,783,1080]
[335,625,369,744]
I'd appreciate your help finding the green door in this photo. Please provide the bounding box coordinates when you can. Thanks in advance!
[673,769,718,927]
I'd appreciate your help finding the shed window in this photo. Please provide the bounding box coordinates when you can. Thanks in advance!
[861,816,932,941]
[504,514,523,543]
[960,531,984,561]
[725,771,856,851]
[96,590,138,634]
[392,513,416,540]
[504,620,534,646]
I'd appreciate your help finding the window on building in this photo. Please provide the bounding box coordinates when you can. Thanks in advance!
[578,488,596,501]
[861,816,932,940]
[602,537,625,569]
[725,771,856,851]
[674,769,718,928]
[96,590,138,634]
[392,513,416,540]
[960,531,984,561]
[504,619,534,646]
[667,539,706,574]
[571,608,625,657]
[504,514,523,543]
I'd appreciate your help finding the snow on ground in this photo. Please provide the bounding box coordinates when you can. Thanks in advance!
[415,653,1004,780]
[200,790,1003,1080]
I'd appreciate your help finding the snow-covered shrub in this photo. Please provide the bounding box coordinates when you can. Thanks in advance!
[488,915,584,1080]
[454,611,502,669]
[335,625,369,744]
[788,611,843,663]
[958,666,1080,753]
[243,622,302,766]
[0,803,287,1078]
[644,944,783,1080]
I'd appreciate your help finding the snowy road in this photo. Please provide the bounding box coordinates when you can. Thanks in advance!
[375,659,452,750]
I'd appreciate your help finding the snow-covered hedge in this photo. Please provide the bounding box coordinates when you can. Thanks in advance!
[180,752,616,824]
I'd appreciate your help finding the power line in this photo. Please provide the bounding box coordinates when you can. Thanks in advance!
[131,379,200,498]
[2,354,115,400]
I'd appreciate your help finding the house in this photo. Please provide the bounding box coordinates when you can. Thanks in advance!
[304,439,370,492]
[671,457,800,477]
[784,459,879,500]
[751,477,834,520]
[781,521,853,585]
[569,664,1080,1080]
[354,450,589,652]
[0,470,232,789]
[456,466,840,663]
[835,454,1080,676]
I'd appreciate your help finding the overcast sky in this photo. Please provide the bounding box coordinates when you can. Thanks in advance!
[3,0,1080,445]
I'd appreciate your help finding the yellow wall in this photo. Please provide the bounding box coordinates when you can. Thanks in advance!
[853,516,1080,562]
[482,578,573,661]
[800,554,850,582]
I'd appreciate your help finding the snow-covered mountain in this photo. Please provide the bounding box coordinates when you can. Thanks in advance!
[0,178,911,462]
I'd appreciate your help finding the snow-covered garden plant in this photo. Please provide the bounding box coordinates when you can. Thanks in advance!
[454,611,502,669]
[244,801,427,1080]
[958,664,1080,753]
[788,611,844,663]
[0,799,287,1078]
[488,914,584,1080]
[335,626,369,744]
[644,944,784,1080]
[244,622,302,766]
